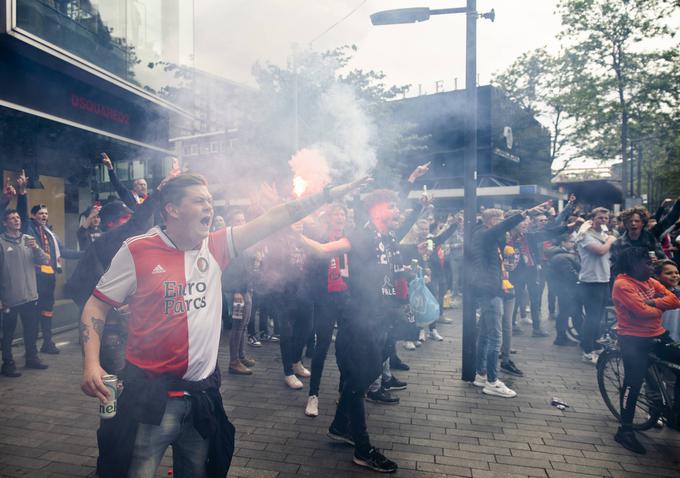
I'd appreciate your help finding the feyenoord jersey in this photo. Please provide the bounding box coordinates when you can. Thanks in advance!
[94,226,234,381]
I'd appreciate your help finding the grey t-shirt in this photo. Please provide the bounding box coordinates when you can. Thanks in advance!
[577,230,611,283]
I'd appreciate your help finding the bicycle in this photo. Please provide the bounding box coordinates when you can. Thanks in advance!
[597,341,680,431]
[566,305,618,344]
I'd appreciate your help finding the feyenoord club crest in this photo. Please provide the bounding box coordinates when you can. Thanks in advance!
[197,257,209,273]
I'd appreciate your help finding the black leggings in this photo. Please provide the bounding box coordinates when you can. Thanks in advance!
[619,333,680,430]
[273,294,313,376]
[309,293,347,397]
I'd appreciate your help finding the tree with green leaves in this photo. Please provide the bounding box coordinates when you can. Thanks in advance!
[492,48,577,174]
[557,0,680,193]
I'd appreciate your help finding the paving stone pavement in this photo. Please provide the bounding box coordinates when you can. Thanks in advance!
[1,308,679,478]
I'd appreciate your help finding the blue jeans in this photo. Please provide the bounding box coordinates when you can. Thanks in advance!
[476,296,503,383]
[128,397,209,478]
[500,296,515,365]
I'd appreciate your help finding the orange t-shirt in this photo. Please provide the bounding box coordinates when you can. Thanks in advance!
[612,274,680,337]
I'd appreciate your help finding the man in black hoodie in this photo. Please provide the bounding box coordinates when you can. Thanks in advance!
[547,235,581,346]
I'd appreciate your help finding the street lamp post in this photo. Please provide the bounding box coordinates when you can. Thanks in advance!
[370,1,493,382]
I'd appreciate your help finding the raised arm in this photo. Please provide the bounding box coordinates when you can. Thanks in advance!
[102,153,137,210]
[231,178,369,255]
[299,235,352,258]
[653,198,680,239]
[80,295,112,402]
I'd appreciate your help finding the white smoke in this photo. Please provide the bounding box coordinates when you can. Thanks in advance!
[289,82,377,188]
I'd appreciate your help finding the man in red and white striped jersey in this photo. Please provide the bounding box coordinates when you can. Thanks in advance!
[80,173,367,478]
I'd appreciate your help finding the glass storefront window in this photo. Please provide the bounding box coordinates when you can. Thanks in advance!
[14,0,194,96]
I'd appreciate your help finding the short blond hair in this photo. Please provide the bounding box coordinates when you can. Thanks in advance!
[482,208,504,224]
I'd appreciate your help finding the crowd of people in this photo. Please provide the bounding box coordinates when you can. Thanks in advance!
[2,155,680,475]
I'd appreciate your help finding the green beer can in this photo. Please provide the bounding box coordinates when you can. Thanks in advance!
[100,375,118,419]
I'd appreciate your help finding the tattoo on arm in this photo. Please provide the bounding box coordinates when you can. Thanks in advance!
[91,317,105,338]
[80,323,90,356]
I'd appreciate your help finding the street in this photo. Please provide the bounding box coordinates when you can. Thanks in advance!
[0,309,679,478]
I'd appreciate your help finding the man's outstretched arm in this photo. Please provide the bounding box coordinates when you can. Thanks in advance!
[231,178,369,255]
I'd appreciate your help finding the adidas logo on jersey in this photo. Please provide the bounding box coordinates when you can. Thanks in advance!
[152,264,166,274]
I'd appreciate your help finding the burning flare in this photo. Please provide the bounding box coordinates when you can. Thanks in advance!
[293,176,308,198]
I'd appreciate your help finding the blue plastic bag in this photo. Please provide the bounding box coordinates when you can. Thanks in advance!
[409,269,440,326]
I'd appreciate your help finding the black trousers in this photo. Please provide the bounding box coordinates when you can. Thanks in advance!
[272,294,314,376]
[309,293,347,397]
[332,310,390,455]
[579,282,609,353]
[619,333,680,429]
[36,272,56,345]
[1,301,39,363]
[555,284,582,339]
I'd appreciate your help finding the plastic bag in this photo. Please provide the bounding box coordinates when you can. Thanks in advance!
[409,269,440,326]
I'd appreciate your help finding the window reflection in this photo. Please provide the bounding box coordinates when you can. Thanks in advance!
[15,0,193,95]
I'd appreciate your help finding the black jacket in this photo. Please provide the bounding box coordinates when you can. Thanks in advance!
[469,214,524,297]
[547,246,580,288]
[65,194,157,307]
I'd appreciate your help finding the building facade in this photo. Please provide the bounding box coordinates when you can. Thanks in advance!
[0,0,194,299]
[388,85,561,208]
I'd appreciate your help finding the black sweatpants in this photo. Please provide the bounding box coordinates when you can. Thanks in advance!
[332,309,390,455]
[1,301,39,363]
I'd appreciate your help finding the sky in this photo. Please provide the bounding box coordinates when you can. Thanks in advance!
[194,0,563,92]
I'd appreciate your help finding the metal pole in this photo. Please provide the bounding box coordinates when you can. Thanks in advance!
[629,143,634,196]
[461,0,478,382]
[636,144,642,198]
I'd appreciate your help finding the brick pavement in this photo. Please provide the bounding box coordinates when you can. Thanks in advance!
[0,309,679,478]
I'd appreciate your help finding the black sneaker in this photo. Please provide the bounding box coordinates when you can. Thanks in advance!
[247,335,262,347]
[25,358,48,370]
[390,359,410,371]
[260,332,280,343]
[366,387,400,405]
[1,361,22,378]
[40,343,60,355]
[553,336,577,346]
[353,447,398,473]
[531,329,550,338]
[500,360,524,377]
[327,425,355,446]
[614,428,646,454]
[382,376,407,391]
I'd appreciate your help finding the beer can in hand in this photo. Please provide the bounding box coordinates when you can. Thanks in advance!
[100,375,118,419]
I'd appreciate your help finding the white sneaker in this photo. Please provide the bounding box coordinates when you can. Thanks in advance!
[305,395,319,417]
[473,373,487,387]
[483,379,517,398]
[430,329,444,341]
[582,353,597,365]
[292,362,311,378]
[403,341,416,351]
[284,374,303,389]
[418,329,427,342]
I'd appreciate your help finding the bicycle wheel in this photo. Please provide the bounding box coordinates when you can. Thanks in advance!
[596,348,661,431]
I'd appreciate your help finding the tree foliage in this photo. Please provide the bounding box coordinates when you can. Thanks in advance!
[493,0,680,202]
